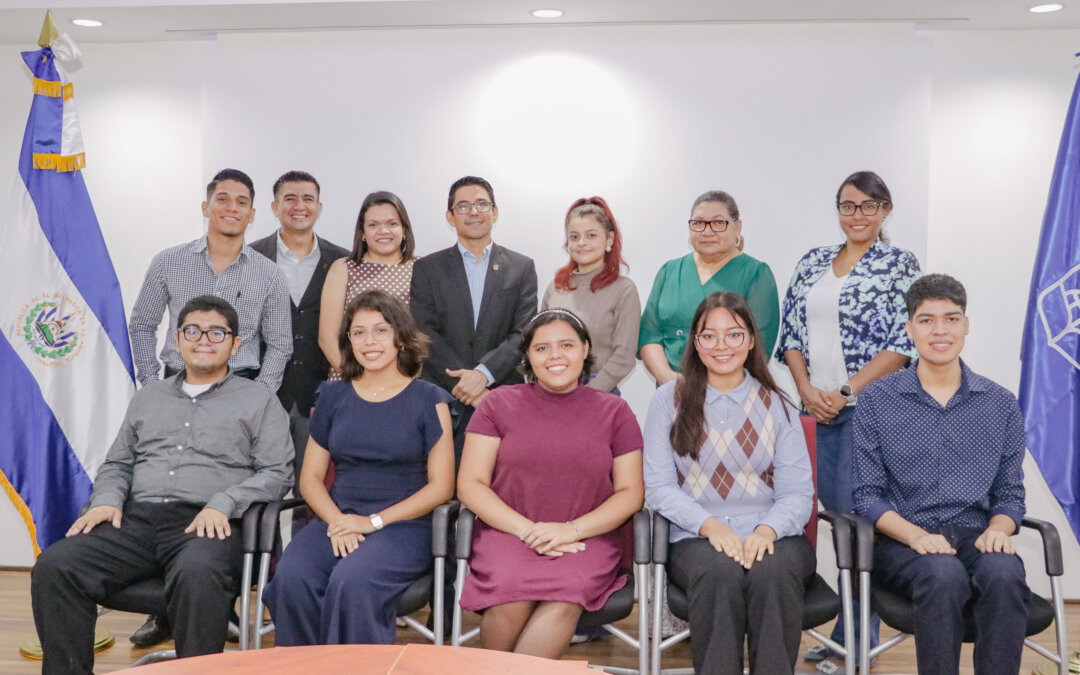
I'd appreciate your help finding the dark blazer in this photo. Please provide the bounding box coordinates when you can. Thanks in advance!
[250,233,350,415]
[410,243,538,393]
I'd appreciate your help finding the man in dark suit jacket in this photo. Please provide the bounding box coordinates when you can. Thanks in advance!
[410,176,537,459]
[250,171,348,489]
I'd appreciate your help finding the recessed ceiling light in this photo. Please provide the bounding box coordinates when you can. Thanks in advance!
[530,9,564,19]
[70,18,104,28]
[1029,3,1064,12]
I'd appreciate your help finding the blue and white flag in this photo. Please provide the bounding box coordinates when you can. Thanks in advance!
[0,35,135,555]
[1019,70,1080,543]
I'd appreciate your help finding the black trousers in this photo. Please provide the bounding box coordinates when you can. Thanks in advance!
[31,502,243,675]
[668,535,816,675]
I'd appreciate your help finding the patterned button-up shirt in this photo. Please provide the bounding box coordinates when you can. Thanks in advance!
[644,374,814,542]
[128,236,292,390]
[775,239,921,375]
[852,362,1026,532]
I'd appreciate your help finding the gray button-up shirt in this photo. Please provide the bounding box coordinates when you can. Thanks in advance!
[89,371,294,518]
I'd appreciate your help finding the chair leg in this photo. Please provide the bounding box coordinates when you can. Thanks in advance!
[252,551,272,650]
[451,562,467,647]
[1051,576,1069,675]
[859,570,871,675]
[637,562,649,675]
[238,552,253,650]
[651,564,664,675]
[838,568,854,675]
[433,557,445,646]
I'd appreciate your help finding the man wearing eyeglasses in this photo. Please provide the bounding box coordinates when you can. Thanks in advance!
[128,168,293,392]
[32,295,293,675]
[410,175,537,461]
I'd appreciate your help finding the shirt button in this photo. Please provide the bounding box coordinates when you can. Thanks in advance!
[176,445,183,450]
[184,422,190,427]
[191,398,197,403]
[169,471,175,476]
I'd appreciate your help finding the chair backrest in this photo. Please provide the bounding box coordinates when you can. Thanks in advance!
[800,415,819,547]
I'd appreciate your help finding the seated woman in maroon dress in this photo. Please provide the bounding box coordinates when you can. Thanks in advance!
[457,308,645,659]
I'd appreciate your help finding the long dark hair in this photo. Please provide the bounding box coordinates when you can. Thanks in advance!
[348,191,416,265]
[338,290,429,379]
[553,196,628,292]
[669,292,792,460]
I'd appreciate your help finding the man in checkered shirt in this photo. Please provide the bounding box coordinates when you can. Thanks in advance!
[128,168,292,392]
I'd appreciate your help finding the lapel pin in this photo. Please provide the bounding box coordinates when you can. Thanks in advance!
[493,264,500,271]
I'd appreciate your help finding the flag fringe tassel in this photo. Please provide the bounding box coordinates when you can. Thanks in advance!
[0,470,42,558]
[32,153,85,173]
[32,77,73,101]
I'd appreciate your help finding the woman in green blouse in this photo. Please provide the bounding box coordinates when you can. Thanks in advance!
[639,190,780,385]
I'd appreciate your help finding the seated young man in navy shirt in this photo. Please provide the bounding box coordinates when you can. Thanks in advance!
[851,273,1029,675]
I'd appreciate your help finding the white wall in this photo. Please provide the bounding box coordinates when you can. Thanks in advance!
[0,22,1076,599]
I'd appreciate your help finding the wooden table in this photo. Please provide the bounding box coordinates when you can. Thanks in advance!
[117,644,592,674]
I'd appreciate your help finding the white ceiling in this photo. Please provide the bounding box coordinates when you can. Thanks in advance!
[1,0,1078,44]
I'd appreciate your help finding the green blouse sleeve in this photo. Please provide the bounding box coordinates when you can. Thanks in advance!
[745,261,780,358]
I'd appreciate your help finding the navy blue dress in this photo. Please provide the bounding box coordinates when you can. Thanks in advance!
[263,378,452,645]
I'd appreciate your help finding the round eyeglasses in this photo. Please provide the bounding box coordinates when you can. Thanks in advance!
[179,326,232,343]
[688,218,734,233]
[694,330,748,350]
[451,200,494,215]
[837,200,886,216]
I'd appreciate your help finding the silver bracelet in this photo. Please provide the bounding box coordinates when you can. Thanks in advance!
[566,520,584,541]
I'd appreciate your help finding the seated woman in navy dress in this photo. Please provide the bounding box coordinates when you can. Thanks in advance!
[644,292,815,675]
[263,289,455,645]
[457,308,645,659]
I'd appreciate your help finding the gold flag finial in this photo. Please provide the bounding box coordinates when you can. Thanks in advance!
[38,10,59,48]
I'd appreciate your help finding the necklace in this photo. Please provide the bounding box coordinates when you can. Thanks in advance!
[369,384,391,397]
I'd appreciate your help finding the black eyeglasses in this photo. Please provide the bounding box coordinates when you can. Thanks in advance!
[451,200,494,215]
[179,326,233,343]
[837,200,886,216]
[688,219,735,233]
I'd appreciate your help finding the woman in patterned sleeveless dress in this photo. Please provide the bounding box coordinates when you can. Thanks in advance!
[320,191,418,380]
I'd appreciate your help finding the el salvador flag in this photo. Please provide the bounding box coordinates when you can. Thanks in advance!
[0,34,135,555]
[1020,69,1080,543]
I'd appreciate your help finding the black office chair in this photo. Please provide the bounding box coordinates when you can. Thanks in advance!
[96,501,265,664]
[650,510,856,675]
[849,514,1070,675]
[451,506,651,675]
[249,499,455,648]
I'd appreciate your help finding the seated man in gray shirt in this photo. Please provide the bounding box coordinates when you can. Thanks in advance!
[31,295,293,675]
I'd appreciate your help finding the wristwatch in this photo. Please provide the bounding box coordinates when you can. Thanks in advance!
[839,383,855,402]
[369,514,385,530]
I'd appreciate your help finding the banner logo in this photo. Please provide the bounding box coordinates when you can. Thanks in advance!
[1037,262,1080,371]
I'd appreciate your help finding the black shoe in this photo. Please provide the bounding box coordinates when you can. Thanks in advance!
[129,614,171,647]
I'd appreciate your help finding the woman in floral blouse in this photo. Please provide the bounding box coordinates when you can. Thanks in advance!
[775,170,920,669]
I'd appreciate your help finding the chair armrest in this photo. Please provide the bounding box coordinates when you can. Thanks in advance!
[432,501,460,558]
[819,509,854,570]
[258,498,306,553]
[455,507,476,560]
[651,511,671,565]
[633,509,651,565]
[241,502,266,554]
[844,513,877,572]
[1021,517,1064,576]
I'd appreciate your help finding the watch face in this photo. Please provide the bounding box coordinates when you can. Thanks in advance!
[839,384,853,398]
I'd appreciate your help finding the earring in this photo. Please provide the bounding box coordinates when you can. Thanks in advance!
[736,235,744,249]
[606,246,612,253]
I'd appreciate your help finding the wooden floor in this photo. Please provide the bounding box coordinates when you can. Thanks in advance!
[1,569,1075,674]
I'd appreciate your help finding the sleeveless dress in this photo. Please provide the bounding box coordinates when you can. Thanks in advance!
[327,257,415,381]
[459,383,643,611]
